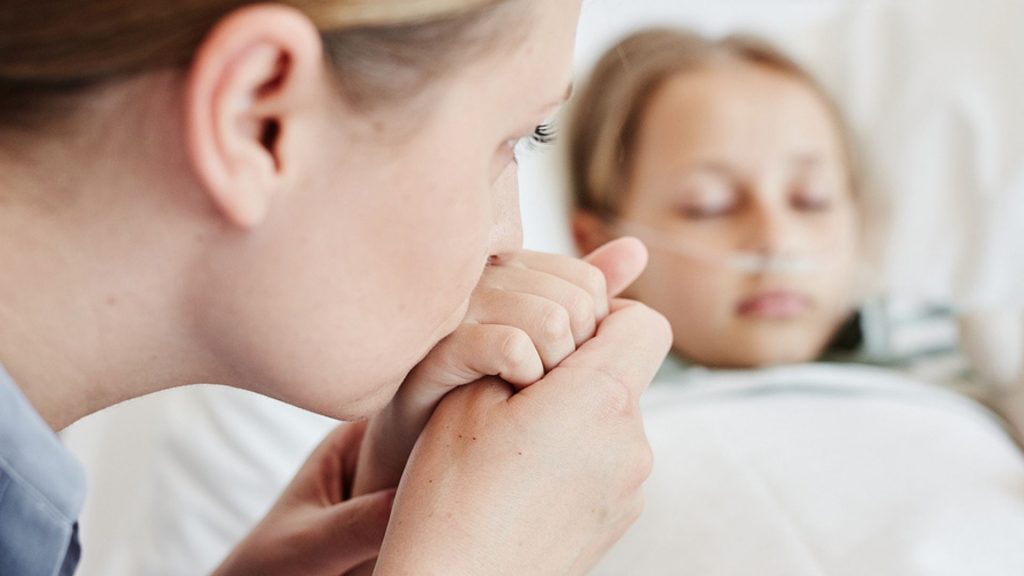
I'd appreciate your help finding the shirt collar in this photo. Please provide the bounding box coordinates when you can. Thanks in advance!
[0,364,86,522]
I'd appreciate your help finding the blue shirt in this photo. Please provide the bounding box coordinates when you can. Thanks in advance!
[0,365,85,576]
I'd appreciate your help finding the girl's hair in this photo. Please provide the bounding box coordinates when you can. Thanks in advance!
[567,28,858,220]
[0,0,521,130]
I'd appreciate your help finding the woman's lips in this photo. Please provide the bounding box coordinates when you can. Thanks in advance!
[736,291,812,320]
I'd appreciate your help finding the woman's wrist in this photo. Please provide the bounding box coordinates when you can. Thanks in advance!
[352,402,420,496]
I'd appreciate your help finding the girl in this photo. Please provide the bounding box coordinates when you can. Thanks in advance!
[569,29,861,370]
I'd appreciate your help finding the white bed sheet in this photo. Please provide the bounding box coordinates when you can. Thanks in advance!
[593,363,1024,576]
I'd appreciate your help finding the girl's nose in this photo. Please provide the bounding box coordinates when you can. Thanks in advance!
[745,195,797,256]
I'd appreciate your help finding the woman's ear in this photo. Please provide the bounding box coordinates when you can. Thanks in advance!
[184,4,324,228]
[571,210,612,256]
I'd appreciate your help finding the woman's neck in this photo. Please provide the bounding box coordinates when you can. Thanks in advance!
[0,109,219,430]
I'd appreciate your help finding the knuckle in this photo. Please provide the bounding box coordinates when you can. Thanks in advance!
[539,303,573,343]
[498,328,533,368]
[616,437,653,494]
[582,263,608,298]
[627,493,646,526]
[634,440,654,485]
[564,289,596,333]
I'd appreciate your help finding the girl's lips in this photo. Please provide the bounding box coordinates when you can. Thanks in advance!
[736,291,811,319]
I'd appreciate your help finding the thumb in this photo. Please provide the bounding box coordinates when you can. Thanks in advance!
[583,236,649,298]
[312,488,396,573]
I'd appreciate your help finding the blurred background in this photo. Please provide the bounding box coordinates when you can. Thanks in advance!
[521,0,1024,309]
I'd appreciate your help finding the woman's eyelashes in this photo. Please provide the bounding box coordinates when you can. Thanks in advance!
[530,122,558,146]
[502,122,560,167]
[493,123,559,180]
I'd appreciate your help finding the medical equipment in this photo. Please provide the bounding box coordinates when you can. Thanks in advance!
[616,221,820,275]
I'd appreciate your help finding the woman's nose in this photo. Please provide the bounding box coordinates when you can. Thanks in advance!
[488,163,524,265]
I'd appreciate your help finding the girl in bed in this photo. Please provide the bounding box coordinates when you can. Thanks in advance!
[565,28,1024,576]
[569,29,864,371]
[568,28,972,382]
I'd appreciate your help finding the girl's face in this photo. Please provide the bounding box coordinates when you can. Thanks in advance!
[197,0,582,418]
[617,64,859,368]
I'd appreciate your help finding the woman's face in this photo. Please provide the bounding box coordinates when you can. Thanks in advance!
[199,0,582,418]
[617,64,859,368]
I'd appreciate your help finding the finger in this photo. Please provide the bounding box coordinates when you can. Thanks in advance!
[312,488,396,573]
[467,288,577,371]
[511,251,610,320]
[384,325,543,475]
[286,421,368,504]
[405,323,545,392]
[477,265,598,345]
[560,299,672,397]
[582,237,649,300]
[514,300,672,412]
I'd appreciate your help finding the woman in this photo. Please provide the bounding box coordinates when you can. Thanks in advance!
[0,1,670,574]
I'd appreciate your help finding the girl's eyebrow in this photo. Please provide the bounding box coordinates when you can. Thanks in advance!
[791,153,824,168]
[681,161,737,178]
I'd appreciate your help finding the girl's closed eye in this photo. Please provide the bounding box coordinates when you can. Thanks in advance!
[791,179,837,212]
[675,175,739,219]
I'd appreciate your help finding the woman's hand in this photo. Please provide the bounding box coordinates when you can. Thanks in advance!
[212,421,395,576]
[353,238,650,499]
[216,238,667,576]
[375,298,672,576]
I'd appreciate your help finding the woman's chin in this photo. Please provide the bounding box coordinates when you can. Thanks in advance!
[318,299,473,421]
[324,385,400,421]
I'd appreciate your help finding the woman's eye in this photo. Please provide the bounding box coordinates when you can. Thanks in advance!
[497,139,517,164]
[516,123,559,153]
[503,122,559,167]
[491,138,521,182]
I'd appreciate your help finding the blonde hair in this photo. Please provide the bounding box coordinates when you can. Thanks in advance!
[568,28,858,220]
[0,0,520,129]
